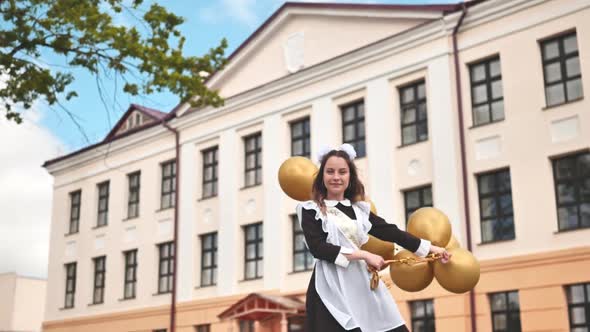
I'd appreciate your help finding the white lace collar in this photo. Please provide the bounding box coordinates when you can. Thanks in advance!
[324,198,351,207]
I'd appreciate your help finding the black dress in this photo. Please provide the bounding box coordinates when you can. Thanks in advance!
[300,202,422,332]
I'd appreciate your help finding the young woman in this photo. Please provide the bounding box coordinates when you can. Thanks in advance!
[296,144,450,332]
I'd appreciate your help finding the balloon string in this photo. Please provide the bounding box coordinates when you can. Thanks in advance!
[368,253,442,290]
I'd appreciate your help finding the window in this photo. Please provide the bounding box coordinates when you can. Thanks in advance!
[202,147,218,198]
[410,299,435,332]
[195,324,211,332]
[469,56,504,126]
[290,117,311,158]
[288,316,305,332]
[404,185,433,226]
[399,81,427,145]
[477,169,515,243]
[244,133,262,187]
[92,256,106,304]
[566,283,590,331]
[541,31,582,107]
[341,100,366,157]
[123,249,137,299]
[292,215,313,272]
[552,151,590,231]
[68,190,81,234]
[489,291,522,332]
[157,242,174,293]
[200,232,217,287]
[161,160,176,209]
[127,113,143,129]
[244,223,263,280]
[97,181,109,227]
[64,262,76,308]
[239,320,254,332]
[127,171,140,218]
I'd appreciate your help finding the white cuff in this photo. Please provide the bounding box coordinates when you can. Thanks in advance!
[414,239,431,258]
[334,247,353,268]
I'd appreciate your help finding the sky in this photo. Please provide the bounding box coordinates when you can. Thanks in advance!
[1,0,462,278]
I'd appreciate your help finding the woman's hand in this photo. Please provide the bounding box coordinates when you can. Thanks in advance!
[430,245,451,263]
[362,251,385,271]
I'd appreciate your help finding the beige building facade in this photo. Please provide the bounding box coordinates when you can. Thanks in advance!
[42,1,590,331]
[0,272,47,332]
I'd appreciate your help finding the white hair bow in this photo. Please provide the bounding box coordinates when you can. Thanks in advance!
[316,143,357,163]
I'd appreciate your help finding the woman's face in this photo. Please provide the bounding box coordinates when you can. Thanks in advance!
[323,156,350,198]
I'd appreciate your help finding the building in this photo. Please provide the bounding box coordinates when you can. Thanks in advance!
[42,0,590,331]
[0,272,46,332]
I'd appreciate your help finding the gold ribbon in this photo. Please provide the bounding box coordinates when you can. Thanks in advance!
[368,253,442,290]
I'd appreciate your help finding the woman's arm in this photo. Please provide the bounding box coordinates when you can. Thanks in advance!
[299,207,393,269]
[300,207,352,267]
[367,212,423,252]
[368,212,451,262]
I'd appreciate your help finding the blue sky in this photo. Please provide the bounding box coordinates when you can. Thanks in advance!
[39,0,463,153]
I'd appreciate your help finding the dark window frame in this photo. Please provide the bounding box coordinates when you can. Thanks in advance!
[540,30,583,107]
[551,151,590,231]
[566,283,590,331]
[399,80,428,146]
[403,185,433,227]
[127,171,141,219]
[287,315,305,332]
[244,133,262,187]
[97,181,110,227]
[160,160,176,209]
[92,256,106,304]
[157,242,174,294]
[410,299,436,332]
[123,249,137,299]
[239,320,254,332]
[469,55,504,126]
[200,232,218,287]
[290,117,311,158]
[64,262,76,308]
[477,168,515,243]
[489,290,522,332]
[202,147,219,199]
[340,99,366,158]
[68,190,81,234]
[243,222,263,280]
[291,215,314,272]
[195,324,211,332]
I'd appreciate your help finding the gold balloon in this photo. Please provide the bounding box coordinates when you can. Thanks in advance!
[361,235,395,267]
[389,250,434,292]
[278,157,318,201]
[446,235,460,249]
[433,248,480,294]
[407,207,452,247]
[369,200,377,215]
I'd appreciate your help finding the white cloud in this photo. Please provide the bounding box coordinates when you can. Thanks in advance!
[197,0,260,28]
[222,0,259,27]
[0,107,65,279]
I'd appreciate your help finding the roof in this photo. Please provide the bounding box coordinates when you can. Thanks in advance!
[218,293,305,321]
[171,1,468,118]
[216,2,459,74]
[43,104,172,168]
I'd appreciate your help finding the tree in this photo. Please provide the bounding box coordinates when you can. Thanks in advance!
[0,0,227,124]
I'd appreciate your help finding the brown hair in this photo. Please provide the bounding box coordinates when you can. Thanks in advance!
[312,149,365,213]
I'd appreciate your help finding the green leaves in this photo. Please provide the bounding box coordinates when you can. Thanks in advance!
[0,0,227,124]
